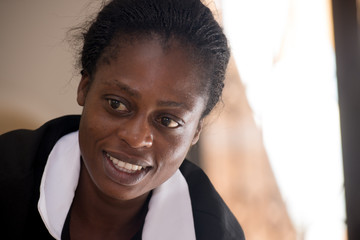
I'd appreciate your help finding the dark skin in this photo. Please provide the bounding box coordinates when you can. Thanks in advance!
[69,162,148,239]
[71,37,207,239]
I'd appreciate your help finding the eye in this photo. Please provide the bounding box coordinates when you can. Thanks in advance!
[107,99,128,112]
[159,116,180,128]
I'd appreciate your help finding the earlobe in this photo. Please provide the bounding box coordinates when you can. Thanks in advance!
[191,120,204,145]
[77,71,91,106]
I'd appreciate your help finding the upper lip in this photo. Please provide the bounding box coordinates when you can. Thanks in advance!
[104,150,152,168]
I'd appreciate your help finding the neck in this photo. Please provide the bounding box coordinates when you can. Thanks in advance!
[69,162,150,239]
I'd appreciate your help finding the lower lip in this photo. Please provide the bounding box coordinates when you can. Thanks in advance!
[103,152,149,186]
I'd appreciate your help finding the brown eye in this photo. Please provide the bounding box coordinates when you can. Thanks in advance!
[108,99,128,112]
[160,117,179,128]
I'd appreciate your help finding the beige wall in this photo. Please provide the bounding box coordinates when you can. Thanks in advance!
[0,1,102,133]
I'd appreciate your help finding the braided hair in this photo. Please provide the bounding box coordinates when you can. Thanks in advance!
[80,0,230,118]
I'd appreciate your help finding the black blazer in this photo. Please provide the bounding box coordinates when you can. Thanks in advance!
[0,115,245,239]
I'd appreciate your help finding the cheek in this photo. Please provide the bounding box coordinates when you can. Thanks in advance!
[79,112,98,150]
[80,101,113,139]
[78,104,112,163]
[155,128,196,172]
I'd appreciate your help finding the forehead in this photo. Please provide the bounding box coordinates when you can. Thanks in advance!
[100,35,207,80]
[93,37,207,109]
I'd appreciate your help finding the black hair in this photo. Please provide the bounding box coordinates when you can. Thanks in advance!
[80,0,230,118]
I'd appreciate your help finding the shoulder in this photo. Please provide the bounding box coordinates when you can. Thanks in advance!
[0,115,81,148]
[0,115,81,181]
[179,160,245,240]
[0,115,81,239]
[0,114,81,145]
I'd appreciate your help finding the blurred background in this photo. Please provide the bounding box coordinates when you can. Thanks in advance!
[1,0,359,239]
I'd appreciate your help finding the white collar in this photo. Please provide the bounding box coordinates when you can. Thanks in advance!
[38,131,196,240]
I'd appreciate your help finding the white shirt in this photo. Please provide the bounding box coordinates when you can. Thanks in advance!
[38,131,196,240]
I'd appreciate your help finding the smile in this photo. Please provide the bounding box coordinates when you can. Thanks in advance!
[103,151,151,186]
[106,152,145,173]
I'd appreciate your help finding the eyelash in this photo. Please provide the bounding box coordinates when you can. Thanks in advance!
[107,99,129,113]
[156,116,181,128]
[106,98,182,129]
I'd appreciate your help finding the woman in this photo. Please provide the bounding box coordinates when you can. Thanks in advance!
[0,0,245,239]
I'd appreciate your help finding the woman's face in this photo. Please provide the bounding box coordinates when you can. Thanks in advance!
[77,37,206,201]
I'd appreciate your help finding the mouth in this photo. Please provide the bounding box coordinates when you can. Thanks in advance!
[106,152,146,173]
[103,151,151,186]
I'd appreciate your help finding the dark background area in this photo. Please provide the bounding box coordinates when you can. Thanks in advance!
[332,0,360,239]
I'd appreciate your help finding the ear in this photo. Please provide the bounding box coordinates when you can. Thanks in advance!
[77,71,91,107]
[191,119,204,145]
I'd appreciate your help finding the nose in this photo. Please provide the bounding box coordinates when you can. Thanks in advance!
[117,114,153,149]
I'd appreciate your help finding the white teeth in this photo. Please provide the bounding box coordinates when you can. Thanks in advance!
[132,165,139,171]
[107,153,143,172]
[117,161,125,168]
[124,162,132,170]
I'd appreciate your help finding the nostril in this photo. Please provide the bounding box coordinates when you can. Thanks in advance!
[121,131,153,149]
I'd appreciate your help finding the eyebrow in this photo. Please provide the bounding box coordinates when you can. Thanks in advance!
[105,79,141,99]
[157,100,189,110]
